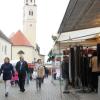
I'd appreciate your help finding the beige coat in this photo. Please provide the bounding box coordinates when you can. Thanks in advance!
[37,66,45,78]
[91,56,100,72]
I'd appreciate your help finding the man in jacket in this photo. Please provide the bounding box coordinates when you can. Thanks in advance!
[61,56,69,93]
[16,56,29,92]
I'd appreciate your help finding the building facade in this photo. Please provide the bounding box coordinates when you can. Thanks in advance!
[10,31,40,63]
[40,54,45,64]
[0,31,12,63]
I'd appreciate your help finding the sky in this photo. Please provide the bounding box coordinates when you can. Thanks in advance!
[0,0,70,55]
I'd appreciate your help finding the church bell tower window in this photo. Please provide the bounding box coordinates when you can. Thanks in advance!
[29,10,33,16]
[26,0,28,5]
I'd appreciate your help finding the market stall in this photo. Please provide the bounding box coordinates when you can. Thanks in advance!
[54,32,100,93]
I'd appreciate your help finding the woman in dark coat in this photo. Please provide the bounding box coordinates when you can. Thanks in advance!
[0,57,14,97]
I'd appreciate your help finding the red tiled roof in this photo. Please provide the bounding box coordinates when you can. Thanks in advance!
[10,30,32,47]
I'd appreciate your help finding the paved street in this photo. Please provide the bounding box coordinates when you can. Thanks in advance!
[0,77,100,100]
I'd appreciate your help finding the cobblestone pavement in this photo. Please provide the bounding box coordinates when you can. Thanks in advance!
[0,77,100,100]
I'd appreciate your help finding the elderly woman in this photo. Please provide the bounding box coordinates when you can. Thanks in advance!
[0,57,14,97]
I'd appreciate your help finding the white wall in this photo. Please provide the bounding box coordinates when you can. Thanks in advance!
[23,5,37,21]
[12,46,40,63]
[0,37,11,63]
[23,3,37,47]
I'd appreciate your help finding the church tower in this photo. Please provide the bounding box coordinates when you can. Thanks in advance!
[23,0,37,47]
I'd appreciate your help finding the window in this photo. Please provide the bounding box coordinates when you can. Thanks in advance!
[5,45,7,55]
[17,50,24,55]
[26,0,28,5]
[2,45,3,52]
[29,10,33,16]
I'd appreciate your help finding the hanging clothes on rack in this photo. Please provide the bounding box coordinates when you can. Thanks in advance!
[75,46,82,87]
[69,52,72,83]
[80,48,91,88]
[97,44,100,67]
[70,47,75,87]
[83,55,89,87]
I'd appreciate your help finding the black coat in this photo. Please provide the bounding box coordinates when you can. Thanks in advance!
[16,61,28,79]
[0,63,14,81]
[61,61,69,79]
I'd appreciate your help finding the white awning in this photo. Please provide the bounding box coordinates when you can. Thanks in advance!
[57,27,100,42]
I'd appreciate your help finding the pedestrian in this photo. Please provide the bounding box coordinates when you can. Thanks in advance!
[0,57,14,97]
[11,71,19,86]
[44,66,49,78]
[61,56,69,94]
[36,66,45,90]
[26,71,30,84]
[51,68,56,80]
[16,56,29,92]
[90,51,100,93]
[35,59,45,91]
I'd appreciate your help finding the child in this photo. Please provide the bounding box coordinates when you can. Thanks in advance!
[11,71,18,86]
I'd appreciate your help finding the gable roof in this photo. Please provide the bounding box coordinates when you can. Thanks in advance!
[10,30,32,47]
[58,0,100,33]
[0,30,11,44]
